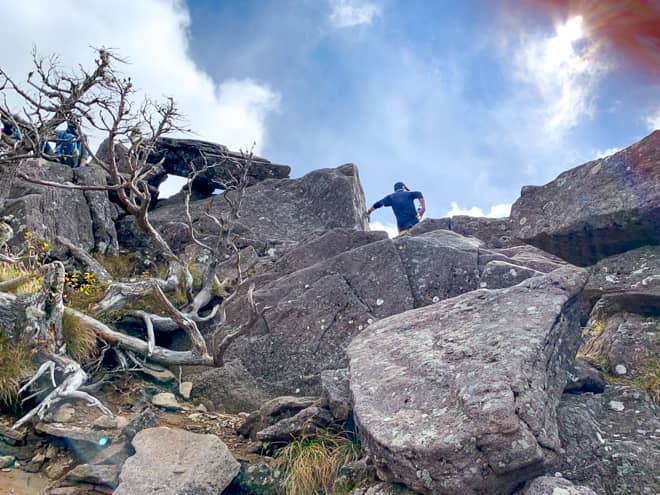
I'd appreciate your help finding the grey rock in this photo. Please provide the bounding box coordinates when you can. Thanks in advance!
[115,427,240,495]
[132,163,368,253]
[121,408,158,441]
[0,455,15,468]
[220,238,413,395]
[74,164,119,254]
[394,230,481,307]
[2,159,95,253]
[321,368,352,421]
[348,266,588,494]
[479,260,542,290]
[256,405,334,442]
[479,245,566,275]
[350,482,420,495]
[523,476,597,495]
[151,392,183,410]
[581,245,659,320]
[510,131,660,266]
[238,395,321,439]
[334,458,377,493]
[557,385,660,494]
[65,463,119,487]
[52,405,76,423]
[179,381,193,400]
[410,216,522,249]
[563,358,606,394]
[231,462,283,495]
[188,359,272,414]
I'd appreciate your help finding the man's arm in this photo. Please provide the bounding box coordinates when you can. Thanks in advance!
[417,195,426,218]
[366,198,386,216]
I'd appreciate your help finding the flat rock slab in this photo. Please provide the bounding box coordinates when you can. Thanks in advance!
[348,266,587,494]
[523,476,597,495]
[510,130,660,266]
[115,426,240,495]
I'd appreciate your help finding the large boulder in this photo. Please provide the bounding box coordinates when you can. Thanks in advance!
[556,385,660,494]
[411,216,522,249]
[348,266,588,494]
[114,427,240,495]
[393,230,482,307]
[120,163,369,252]
[510,131,660,266]
[522,476,597,495]
[220,238,414,395]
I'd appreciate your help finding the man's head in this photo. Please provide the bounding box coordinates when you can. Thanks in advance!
[393,181,408,192]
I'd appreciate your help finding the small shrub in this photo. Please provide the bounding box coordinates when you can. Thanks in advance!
[64,270,106,310]
[0,332,33,407]
[62,311,98,363]
[275,432,361,495]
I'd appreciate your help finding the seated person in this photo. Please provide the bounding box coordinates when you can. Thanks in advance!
[1,116,21,146]
[42,121,89,167]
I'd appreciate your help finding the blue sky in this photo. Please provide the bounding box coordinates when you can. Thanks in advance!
[2,0,659,234]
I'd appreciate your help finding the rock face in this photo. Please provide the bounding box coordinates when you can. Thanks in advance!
[2,159,116,253]
[510,131,660,266]
[411,216,522,249]
[121,163,369,252]
[149,137,291,191]
[115,427,240,495]
[348,266,588,494]
[580,245,659,319]
[206,228,567,397]
[556,386,660,494]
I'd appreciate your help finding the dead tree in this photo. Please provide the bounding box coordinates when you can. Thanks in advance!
[0,49,265,428]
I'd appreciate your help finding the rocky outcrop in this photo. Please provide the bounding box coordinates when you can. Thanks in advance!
[556,385,660,494]
[1,159,118,254]
[120,163,369,252]
[348,266,588,494]
[115,427,240,495]
[149,137,291,193]
[411,216,522,249]
[207,229,569,397]
[510,131,660,266]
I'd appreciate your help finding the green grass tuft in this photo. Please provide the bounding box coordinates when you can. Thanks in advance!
[62,311,98,363]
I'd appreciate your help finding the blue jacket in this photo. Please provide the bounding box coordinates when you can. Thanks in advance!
[373,190,423,231]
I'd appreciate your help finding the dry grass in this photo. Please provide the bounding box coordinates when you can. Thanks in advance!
[275,432,361,495]
[0,261,41,294]
[632,359,660,403]
[62,311,98,363]
[0,332,33,407]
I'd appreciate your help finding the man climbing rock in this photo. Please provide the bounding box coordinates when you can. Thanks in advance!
[367,181,425,235]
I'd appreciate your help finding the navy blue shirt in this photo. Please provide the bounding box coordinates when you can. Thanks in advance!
[373,190,423,231]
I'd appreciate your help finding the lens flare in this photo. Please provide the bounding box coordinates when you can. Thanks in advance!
[511,0,660,78]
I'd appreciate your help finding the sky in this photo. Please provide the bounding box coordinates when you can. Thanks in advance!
[1,0,658,236]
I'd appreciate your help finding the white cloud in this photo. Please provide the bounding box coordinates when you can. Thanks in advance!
[329,0,380,28]
[447,202,511,218]
[646,109,660,131]
[1,0,280,152]
[594,147,621,159]
[368,220,398,238]
[510,16,607,135]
